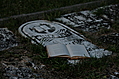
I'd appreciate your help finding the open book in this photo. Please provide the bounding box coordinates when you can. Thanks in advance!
[46,44,90,59]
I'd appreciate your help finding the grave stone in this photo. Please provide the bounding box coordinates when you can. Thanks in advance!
[56,4,119,32]
[19,20,112,58]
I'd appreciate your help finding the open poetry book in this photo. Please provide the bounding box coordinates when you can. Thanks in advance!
[46,44,90,59]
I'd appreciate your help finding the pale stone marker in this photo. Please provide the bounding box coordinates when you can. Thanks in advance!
[19,20,112,58]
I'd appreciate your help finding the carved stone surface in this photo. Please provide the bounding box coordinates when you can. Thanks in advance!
[56,11,110,32]
[0,28,17,51]
[56,4,119,32]
[19,20,112,58]
[19,20,85,46]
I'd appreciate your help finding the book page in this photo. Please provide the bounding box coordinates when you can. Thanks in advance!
[46,44,70,57]
[66,44,90,57]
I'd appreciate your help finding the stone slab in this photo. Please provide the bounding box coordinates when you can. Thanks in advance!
[56,4,119,32]
[19,20,112,58]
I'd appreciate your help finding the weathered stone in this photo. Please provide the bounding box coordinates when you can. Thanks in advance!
[2,56,45,79]
[0,28,17,51]
[9,77,18,79]
[19,20,112,58]
[56,4,119,32]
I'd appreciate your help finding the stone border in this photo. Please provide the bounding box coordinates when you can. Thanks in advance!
[0,0,114,25]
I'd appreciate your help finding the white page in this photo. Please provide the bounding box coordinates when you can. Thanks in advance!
[66,44,90,57]
[46,44,70,57]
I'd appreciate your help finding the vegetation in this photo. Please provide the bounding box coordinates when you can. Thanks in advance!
[0,0,97,18]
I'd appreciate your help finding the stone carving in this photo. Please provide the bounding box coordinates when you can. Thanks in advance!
[19,20,85,46]
[19,20,112,58]
[56,4,119,32]
[56,11,110,32]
